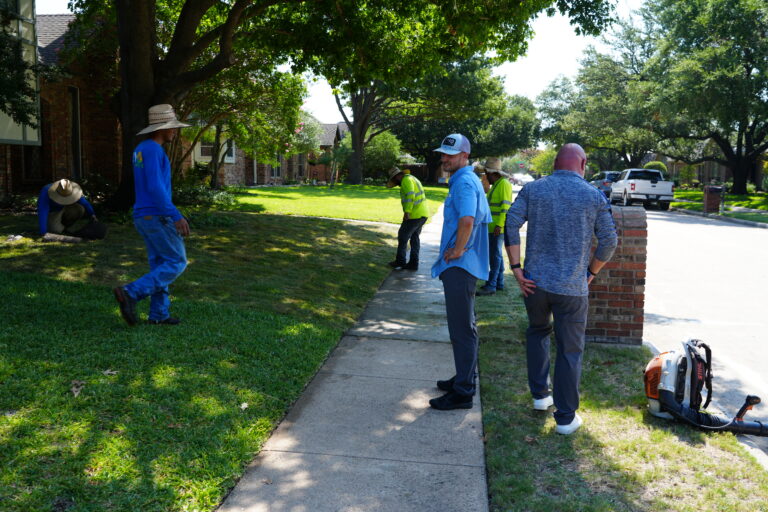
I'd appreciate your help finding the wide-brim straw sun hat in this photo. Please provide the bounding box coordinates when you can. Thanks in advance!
[48,179,83,205]
[484,157,509,177]
[136,104,191,135]
[386,166,404,188]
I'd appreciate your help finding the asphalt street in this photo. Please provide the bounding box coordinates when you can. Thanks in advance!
[644,210,768,454]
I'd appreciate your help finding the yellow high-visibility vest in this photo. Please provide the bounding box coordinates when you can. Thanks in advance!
[487,178,512,233]
[400,174,429,219]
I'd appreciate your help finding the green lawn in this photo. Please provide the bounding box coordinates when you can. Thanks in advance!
[477,274,768,512]
[674,190,768,211]
[0,211,396,512]
[230,184,448,223]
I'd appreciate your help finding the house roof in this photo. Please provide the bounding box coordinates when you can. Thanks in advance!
[37,14,75,66]
[320,124,339,147]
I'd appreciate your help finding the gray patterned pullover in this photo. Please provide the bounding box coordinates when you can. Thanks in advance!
[504,170,618,296]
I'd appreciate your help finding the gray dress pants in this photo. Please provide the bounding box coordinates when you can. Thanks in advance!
[440,267,478,396]
[523,288,588,425]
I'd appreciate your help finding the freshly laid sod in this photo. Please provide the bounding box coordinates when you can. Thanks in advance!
[0,211,396,512]
[477,276,768,512]
[230,184,448,223]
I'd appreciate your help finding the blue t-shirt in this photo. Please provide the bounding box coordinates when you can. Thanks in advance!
[505,170,618,296]
[132,139,182,221]
[431,166,492,280]
[37,184,96,235]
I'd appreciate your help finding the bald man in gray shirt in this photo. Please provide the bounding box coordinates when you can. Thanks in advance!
[505,143,617,435]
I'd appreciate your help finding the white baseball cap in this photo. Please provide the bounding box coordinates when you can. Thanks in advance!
[434,133,471,155]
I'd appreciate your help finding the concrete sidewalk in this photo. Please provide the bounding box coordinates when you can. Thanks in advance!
[218,208,488,512]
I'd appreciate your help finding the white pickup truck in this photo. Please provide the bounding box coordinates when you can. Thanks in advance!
[610,168,674,210]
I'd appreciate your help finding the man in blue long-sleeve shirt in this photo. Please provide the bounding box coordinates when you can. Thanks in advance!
[113,104,190,326]
[505,143,617,435]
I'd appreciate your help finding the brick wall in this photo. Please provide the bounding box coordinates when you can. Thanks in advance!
[586,206,647,345]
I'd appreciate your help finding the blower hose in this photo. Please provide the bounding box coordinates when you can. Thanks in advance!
[658,390,768,437]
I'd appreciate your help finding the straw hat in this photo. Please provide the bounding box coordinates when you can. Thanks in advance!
[483,157,509,177]
[136,104,190,135]
[47,179,83,205]
[386,166,404,188]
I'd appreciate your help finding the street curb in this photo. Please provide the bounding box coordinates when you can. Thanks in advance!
[670,207,768,229]
[643,341,768,472]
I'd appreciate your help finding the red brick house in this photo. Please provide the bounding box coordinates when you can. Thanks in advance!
[1,13,122,200]
[251,122,348,185]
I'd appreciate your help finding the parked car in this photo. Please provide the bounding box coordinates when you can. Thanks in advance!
[512,173,535,185]
[609,168,674,210]
[588,171,621,197]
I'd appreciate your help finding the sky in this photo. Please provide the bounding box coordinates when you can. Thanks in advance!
[35,0,644,123]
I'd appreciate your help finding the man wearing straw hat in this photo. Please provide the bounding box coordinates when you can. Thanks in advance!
[476,157,513,296]
[113,104,190,326]
[37,179,98,236]
[386,166,429,271]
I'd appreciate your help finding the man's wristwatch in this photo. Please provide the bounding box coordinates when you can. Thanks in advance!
[587,268,596,277]
[510,263,521,270]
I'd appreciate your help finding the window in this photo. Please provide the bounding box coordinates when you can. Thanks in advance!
[297,154,306,177]
[271,154,283,178]
[197,139,235,163]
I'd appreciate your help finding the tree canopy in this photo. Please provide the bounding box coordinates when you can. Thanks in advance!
[642,0,768,193]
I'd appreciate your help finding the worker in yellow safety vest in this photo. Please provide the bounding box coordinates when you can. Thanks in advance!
[476,157,513,296]
[386,166,429,271]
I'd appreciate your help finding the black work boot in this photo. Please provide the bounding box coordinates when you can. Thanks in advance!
[113,287,138,326]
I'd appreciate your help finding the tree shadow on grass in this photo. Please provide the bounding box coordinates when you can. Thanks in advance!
[0,271,349,511]
[0,212,398,511]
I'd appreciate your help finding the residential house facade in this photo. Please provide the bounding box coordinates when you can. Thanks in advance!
[0,0,40,198]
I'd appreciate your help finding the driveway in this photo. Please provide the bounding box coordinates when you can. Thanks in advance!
[644,210,768,452]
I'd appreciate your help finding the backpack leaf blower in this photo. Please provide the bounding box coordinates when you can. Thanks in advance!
[643,339,768,436]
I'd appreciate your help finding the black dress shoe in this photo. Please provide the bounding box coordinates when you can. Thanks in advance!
[475,287,496,296]
[437,376,455,392]
[388,260,406,270]
[148,317,181,325]
[403,261,419,271]
[429,391,473,410]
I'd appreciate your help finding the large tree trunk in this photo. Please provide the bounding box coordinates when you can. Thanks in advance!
[112,0,161,211]
[426,151,442,183]
[729,158,752,195]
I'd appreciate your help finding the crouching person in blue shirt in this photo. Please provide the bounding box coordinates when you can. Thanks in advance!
[429,133,492,410]
[37,179,98,237]
[113,104,190,326]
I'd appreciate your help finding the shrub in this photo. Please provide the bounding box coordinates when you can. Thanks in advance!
[643,161,668,174]
[678,164,697,186]
[173,184,237,208]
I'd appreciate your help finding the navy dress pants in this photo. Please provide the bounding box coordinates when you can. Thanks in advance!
[523,288,588,425]
[440,267,479,396]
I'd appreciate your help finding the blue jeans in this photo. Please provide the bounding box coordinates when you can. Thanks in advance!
[485,232,504,290]
[125,216,187,321]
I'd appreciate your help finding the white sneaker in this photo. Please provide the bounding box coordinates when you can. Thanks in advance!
[532,396,554,410]
[555,414,583,435]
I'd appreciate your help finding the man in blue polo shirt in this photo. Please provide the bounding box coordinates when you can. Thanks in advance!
[430,133,492,410]
[113,104,190,326]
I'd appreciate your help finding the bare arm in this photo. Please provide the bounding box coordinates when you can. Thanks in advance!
[444,216,474,262]
[505,244,536,296]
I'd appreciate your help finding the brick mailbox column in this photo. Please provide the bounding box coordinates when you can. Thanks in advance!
[586,206,647,345]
